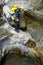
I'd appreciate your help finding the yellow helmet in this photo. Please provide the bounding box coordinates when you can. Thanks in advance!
[13,4,18,9]
[10,4,18,14]
[10,9,14,14]
[20,6,24,10]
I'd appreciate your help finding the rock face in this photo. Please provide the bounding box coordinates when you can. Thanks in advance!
[27,0,43,21]
[28,0,43,10]
[24,11,43,55]
[0,22,43,65]
[0,0,43,65]
[0,23,35,56]
[0,4,3,16]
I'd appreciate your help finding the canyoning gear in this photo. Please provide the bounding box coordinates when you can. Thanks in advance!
[13,4,18,9]
[10,10,14,14]
[10,8,15,14]
[9,8,20,32]
[11,16,14,20]
[10,4,18,14]
[11,14,16,21]
[14,9,20,15]
[14,8,20,19]
[15,17,19,33]
[20,6,24,10]
[9,5,25,32]
[14,8,20,33]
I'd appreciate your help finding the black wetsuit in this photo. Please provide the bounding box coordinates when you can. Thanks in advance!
[14,8,20,32]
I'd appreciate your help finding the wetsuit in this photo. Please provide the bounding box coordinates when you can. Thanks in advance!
[14,8,20,32]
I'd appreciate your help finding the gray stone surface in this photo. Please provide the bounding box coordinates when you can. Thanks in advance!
[0,0,43,64]
[0,23,36,59]
[27,0,43,21]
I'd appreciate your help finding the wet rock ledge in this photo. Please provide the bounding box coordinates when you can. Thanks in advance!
[0,22,43,65]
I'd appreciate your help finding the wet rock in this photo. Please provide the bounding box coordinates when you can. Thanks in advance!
[0,50,1,61]
[0,4,3,17]
[1,43,43,65]
[0,27,12,40]
[28,0,43,10]
[34,47,43,64]
[26,40,36,48]
[0,22,42,65]
[0,0,43,64]
[0,19,6,26]
[24,10,43,55]
[19,12,26,29]
[2,53,39,65]
[0,23,36,57]
[27,0,43,21]
[0,24,39,65]
[27,20,43,54]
